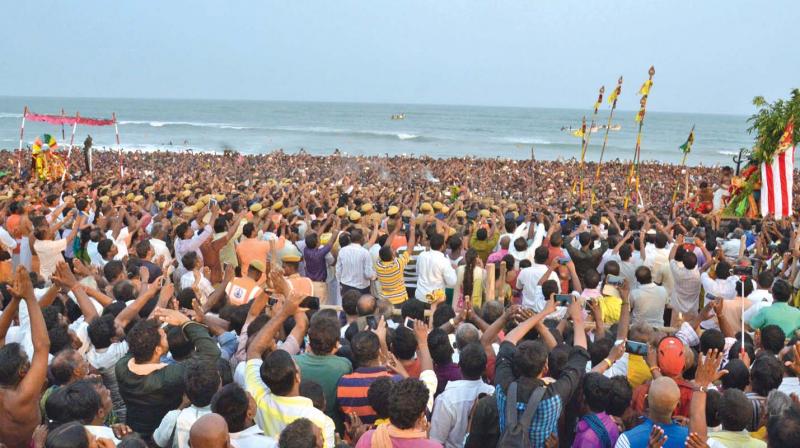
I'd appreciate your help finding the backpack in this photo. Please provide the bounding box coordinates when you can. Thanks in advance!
[497,382,546,448]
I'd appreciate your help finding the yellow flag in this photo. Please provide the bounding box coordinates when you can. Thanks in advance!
[608,88,619,105]
[638,80,653,96]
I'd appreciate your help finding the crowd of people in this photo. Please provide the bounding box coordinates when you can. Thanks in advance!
[0,147,799,448]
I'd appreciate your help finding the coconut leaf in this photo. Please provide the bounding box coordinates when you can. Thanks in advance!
[746,89,800,164]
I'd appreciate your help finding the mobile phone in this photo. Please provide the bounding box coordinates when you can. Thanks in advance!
[557,257,570,265]
[365,315,378,330]
[554,294,573,305]
[160,277,166,287]
[733,265,753,276]
[404,317,415,329]
[606,274,624,286]
[704,292,717,302]
[268,297,278,306]
[625,340,649,356]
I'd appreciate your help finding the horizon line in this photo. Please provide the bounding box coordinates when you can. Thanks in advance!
[0,94,750,119]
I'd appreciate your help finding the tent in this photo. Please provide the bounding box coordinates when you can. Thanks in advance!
[17,106,123,179]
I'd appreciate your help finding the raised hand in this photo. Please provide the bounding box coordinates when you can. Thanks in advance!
[153,307,190,326]
[695,349,728,388]
[784,343,800,375]
[8,266,34,301]
[51,261,79,290]
[647,425,667,448]
[685,432,709,448]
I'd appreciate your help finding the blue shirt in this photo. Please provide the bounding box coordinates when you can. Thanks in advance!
[614,418,687,448]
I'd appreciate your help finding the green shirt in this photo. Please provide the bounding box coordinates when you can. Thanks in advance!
[470,231,500,263]
[294,352,353,424]
[748,302,800,337]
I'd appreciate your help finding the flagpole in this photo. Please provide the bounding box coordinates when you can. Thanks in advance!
[62,112,79,181]
[624,66,655,210]
[18,106,27,177]
[592,77,623,203]
[113,113,122,178]
[671,125,695,206]
[571,115,587,196]
[572,86,604,203]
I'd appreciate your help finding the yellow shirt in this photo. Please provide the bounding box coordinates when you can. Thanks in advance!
[375,251,411,305]
[599,295,622,324]
[244,359,335,447]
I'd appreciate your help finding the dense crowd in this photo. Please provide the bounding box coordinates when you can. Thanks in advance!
[0,148,799,448]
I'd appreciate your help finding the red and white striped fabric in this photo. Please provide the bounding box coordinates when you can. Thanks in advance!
[760,146,795,218]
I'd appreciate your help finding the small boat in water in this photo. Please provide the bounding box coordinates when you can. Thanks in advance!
[391,113,405,120]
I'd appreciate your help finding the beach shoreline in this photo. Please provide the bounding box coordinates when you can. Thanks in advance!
[0,146,746,168]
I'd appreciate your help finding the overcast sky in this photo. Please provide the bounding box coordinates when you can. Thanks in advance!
[2,0,797,114]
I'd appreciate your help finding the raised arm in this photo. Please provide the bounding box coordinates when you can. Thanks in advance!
[0,294,20,347]
[246,273,305,360]
[505,298,556,345]
[218,212,245,247]
[414,319,434,373]
[10,267,50,404]
[616,280,632,341]
[203,264,235,312]
[51,262,99,323]
[689,350,727,438]
[480,305,515,359]
[116,279,167,329]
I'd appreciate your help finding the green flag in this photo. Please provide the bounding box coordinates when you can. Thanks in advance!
[680,126,695,154]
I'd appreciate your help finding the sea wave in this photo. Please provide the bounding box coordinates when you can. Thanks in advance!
[270,126,421,141]
[0,113,23,119]
[716,150,739,156]
[498,136,552,145]
[119,120,251,130]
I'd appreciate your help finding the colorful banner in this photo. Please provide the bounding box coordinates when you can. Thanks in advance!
[24,112,116,126]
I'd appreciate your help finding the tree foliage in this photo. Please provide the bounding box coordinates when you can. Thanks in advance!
[747,88,800,163]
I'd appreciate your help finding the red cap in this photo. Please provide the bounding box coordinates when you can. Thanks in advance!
[657,336,685,377]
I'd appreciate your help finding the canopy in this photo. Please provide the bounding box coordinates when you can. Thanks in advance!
[24,111,116,126]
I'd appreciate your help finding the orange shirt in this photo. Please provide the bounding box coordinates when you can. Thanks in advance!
[236,238,272,278]
[6,215,21,254]
[225,276,261,305]
[287,274,313,298]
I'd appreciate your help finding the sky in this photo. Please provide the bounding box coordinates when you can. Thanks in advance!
[1,1,798,115]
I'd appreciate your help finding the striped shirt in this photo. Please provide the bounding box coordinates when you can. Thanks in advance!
[375,251,411,304]
[244,359,335,448]
[397,245,425,288]
[336,367,401,425]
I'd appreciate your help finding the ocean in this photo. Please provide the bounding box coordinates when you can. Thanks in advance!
[0,96,759,166]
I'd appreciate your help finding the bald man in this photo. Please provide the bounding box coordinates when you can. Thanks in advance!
[190,413,232,448]
[614,377,688,448]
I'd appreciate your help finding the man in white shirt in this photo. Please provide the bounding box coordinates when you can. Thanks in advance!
[429,343,494,448]
[0,225,17,251]
[174,210,217,270]
[414,233,457,302]
[33,211,81,282]
[516,246,559,312]
[643,232,670,284]
[153,362,219,448]
[150,222,173,273]
[743,271,775,324]
[211,383,278,448]
[720,230,746,261]
[630,266,668,327]
[701,261,739,300]
[179,253,215,303]
[335,229,376,295]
